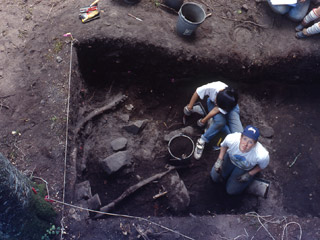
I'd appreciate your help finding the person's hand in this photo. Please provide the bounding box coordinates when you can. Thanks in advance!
[237,172,251,182]
[299,0,306,2]
[184,106,192,116]
[214,158,223,173]
[197,118,206,128]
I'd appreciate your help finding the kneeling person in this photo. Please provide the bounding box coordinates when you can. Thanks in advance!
[210,125,269,195]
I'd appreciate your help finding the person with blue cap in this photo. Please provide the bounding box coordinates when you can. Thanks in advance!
[210,125,270,195]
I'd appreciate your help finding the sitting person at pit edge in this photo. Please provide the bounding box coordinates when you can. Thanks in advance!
[267,0,310,22]
[295,6,320,38]
[184,81,243,160]
[210,125,270,195]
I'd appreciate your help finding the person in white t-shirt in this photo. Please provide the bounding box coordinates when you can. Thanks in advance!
[184,81,243,160]
[210,125,270,195]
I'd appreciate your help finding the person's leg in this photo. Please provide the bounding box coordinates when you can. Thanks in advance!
[210,154,235,182]
[288,0,311,22]
[201,113,226,143]
[296,6,320,31]
[296,22,320,38]
[267,0,291,15]
[226,104,243,133]
[207,98,215,112]
[225,167,254,195]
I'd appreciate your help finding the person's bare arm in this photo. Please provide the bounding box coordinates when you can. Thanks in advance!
[248,165,262,176]
[201,106,219,123]
[214,146,228,173]
[187,91,199,110]
[218,146,227,160]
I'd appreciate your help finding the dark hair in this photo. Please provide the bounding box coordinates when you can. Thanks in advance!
[216,87,238,112]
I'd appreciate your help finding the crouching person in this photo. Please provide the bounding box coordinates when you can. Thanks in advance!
[210,125,270,195]
[295,6,320,38]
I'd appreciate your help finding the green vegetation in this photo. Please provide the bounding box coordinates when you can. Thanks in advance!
[21,182,57,239]
[53,39,63,54]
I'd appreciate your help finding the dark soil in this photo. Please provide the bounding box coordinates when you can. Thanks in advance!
[168,135,194,160]
[2,0,320,239]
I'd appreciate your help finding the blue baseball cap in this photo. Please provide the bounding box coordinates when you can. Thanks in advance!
[243,125,260,141]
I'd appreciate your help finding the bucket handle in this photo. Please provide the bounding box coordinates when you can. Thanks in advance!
[168,134,195,160]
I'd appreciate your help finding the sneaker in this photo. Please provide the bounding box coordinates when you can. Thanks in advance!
[295,24,304,32]
[194,138,205,159]
[295,31,308,39]
[212,146,220,151]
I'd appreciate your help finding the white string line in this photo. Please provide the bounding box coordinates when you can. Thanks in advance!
[48,198,195,240]
[63,39,73,205]
[281,222,302,240]
[30,176,195,240]
[60,38,74,240]
[245,212,302,240]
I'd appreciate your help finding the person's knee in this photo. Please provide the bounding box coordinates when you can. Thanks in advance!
[226,185,243,195]
[315,7,320,16]
[289,14,304,22]
[210,168,220,182]
[212,116,226,129]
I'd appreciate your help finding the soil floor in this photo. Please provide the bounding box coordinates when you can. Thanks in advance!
[1,0,320,239]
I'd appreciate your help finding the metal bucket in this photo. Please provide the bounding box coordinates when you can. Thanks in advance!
[168,134,194,164]
[176,2,206,36]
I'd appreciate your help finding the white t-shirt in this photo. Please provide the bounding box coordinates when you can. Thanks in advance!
[196,81,228,114]
[221,132,270,171]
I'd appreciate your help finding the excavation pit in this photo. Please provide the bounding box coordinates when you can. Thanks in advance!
[71,39,320,219]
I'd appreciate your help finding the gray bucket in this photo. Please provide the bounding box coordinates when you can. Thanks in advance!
[176,2,206,36]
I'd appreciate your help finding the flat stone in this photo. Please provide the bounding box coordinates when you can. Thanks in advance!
[260,125,274,138]
[100,151,131,175]
[69,200,89,221]
[162,170,190,212]
[111,137,128,151]
[74,180,92,201]
[123,120,147,134]
[88,194,102,210]
[164,126,196,142]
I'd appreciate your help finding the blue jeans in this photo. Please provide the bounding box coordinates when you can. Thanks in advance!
[201,99,243,143]
[210,154,254,195]
[267,0,310,22]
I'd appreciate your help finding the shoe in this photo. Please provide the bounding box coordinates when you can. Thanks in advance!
[295,31,308,39]
[295,24,304,32]
[194,138,205,159]
[212,146,220,151]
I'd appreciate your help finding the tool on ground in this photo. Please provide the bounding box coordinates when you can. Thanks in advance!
[79,0,100,23]
[79,10,100,23]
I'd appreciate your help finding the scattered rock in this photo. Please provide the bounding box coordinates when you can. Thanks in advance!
[69,200,90,221]
[74,181,93,202]
[56,56,63,63]
[242,4,249,11]
[259,125,274,138]
[100,151,131,175]
[133,148,153,161]
[88,194,102,210]
[111,137,128,151]
[119,113,130,122]
[123,120,147,134]
[162,170,190,212]
[164,126,196,142]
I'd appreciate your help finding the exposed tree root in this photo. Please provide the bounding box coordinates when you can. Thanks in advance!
[94,166,176,219]
[73,93,128,136]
